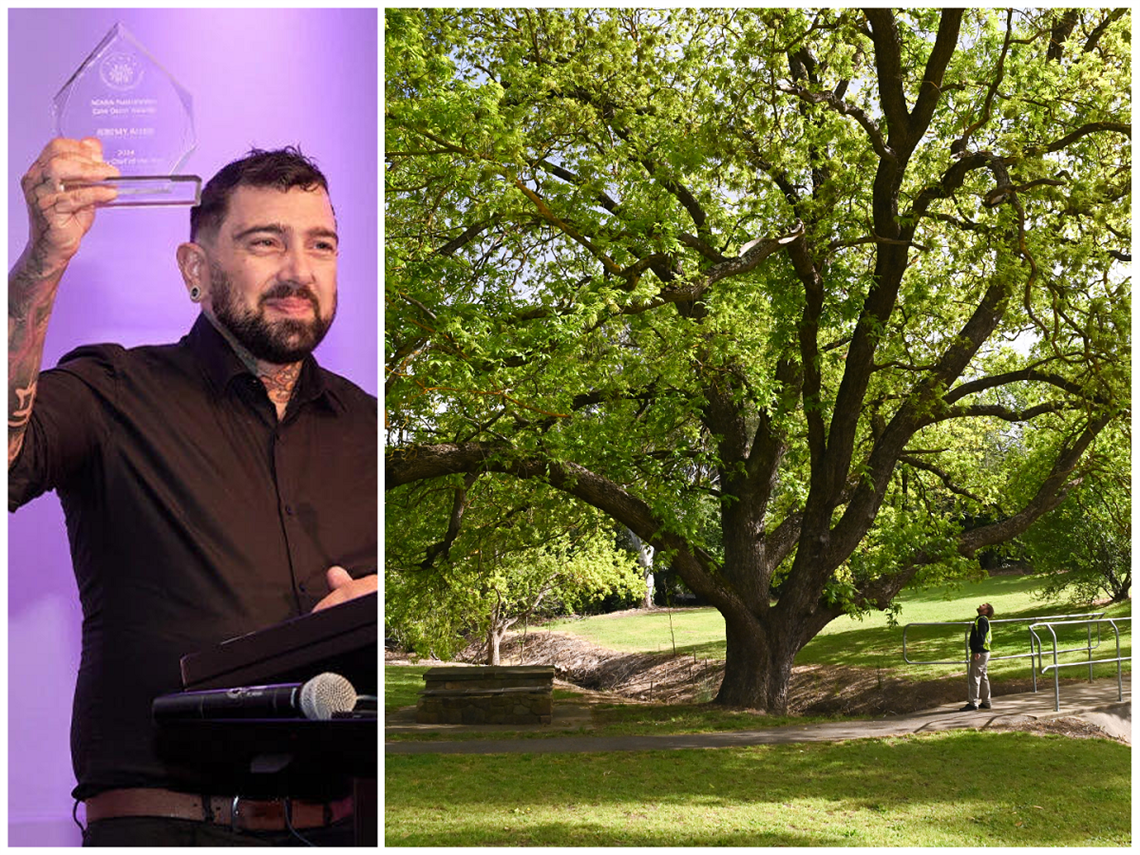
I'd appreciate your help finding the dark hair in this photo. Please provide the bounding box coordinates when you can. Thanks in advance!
[190,146,330,242]
[983,604,995,617]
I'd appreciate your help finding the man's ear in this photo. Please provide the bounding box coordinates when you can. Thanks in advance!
[176,242,208,302]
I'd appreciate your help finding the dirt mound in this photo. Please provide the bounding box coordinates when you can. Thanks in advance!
[986,715,1124,741]
[494,630,723,704]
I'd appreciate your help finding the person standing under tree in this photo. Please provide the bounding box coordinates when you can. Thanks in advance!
[960,603,994,711]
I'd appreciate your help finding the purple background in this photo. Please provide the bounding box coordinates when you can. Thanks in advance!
[8,8,378,845]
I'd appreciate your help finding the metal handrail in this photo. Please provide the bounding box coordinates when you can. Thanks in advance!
[1028,618,1131,712]
[902,612,1105,666]
[902,612,1106,698]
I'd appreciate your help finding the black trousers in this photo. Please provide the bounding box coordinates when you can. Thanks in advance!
[82,815,356,847]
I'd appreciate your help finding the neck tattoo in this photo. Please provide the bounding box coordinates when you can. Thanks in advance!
[206,314,303,411]
[258,363,302,405]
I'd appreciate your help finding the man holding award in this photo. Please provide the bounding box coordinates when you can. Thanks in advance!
[11,21,381,841]
[9,20,377,848]
[10,130,377,844]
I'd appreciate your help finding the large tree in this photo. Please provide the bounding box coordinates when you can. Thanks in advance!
[385,8,1131,711]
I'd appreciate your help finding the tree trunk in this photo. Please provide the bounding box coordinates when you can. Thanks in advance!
[713,609,798,713]
[485,596,510,665]
[486,623,505,665]
[626,528,655,609]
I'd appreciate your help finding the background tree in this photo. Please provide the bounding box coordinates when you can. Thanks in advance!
[386,477,642,664]
[616,527,656,609]
[386,8,1130,711]
[1018,425,1131,604]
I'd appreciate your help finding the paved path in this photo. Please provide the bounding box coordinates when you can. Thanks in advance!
[386,675,1129,755]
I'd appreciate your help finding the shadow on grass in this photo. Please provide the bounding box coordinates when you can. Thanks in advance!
[386,731,1129,846]
[389,734,1130,848]
[588,701,832,734]
[665,639,727,660]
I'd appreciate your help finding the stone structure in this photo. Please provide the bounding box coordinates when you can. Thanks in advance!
[415,665,554,725]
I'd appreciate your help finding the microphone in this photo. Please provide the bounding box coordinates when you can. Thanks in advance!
[152,672,357,723]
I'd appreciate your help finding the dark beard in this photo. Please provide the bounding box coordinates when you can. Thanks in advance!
[209,261,336,364]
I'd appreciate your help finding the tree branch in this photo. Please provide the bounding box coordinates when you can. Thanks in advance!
[1047,9,1080,62]
[863,9,910,142]
[1024,121,1131,157]
[437,217,501,257]
[785,235,828,477]
[777,82,894,159]
[561,88,711,234]
[898,455,987,505]
[939,402,1071,423]
[958,413,1113,554]
[952,9,1013,154]
[679,233,728,264]
[852,413,1112,612]
[1083,9,1127,54]
[944,368,1094,405]
[826,275,1013,565]
[908,9,964,143]
[420,473,479,571]
[536,158,623,214]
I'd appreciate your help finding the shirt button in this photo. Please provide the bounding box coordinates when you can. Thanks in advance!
[284,504,295,515]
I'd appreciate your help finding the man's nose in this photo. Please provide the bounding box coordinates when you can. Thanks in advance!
[280,245,316,284]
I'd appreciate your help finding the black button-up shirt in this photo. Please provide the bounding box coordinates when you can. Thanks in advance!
[9,315,377,799]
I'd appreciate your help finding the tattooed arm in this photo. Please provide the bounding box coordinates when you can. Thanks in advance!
[9,138,118,467]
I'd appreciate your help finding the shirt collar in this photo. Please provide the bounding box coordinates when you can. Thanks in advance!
[184,313,342,413]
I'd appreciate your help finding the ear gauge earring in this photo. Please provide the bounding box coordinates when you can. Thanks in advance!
[189,286,202,302]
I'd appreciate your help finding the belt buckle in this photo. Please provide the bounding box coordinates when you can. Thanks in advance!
[231,794,293,832]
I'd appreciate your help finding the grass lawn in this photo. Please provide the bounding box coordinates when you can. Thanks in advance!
[385,665,432,713]
[387,576,1131,846]
[385,730,1130,846]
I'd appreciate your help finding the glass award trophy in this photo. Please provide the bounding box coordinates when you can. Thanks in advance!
[52,23,200,207]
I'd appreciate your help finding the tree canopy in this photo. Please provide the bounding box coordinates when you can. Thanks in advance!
[385,8,1130,711]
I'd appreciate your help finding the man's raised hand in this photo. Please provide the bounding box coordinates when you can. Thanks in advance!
[19,137,119,278]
